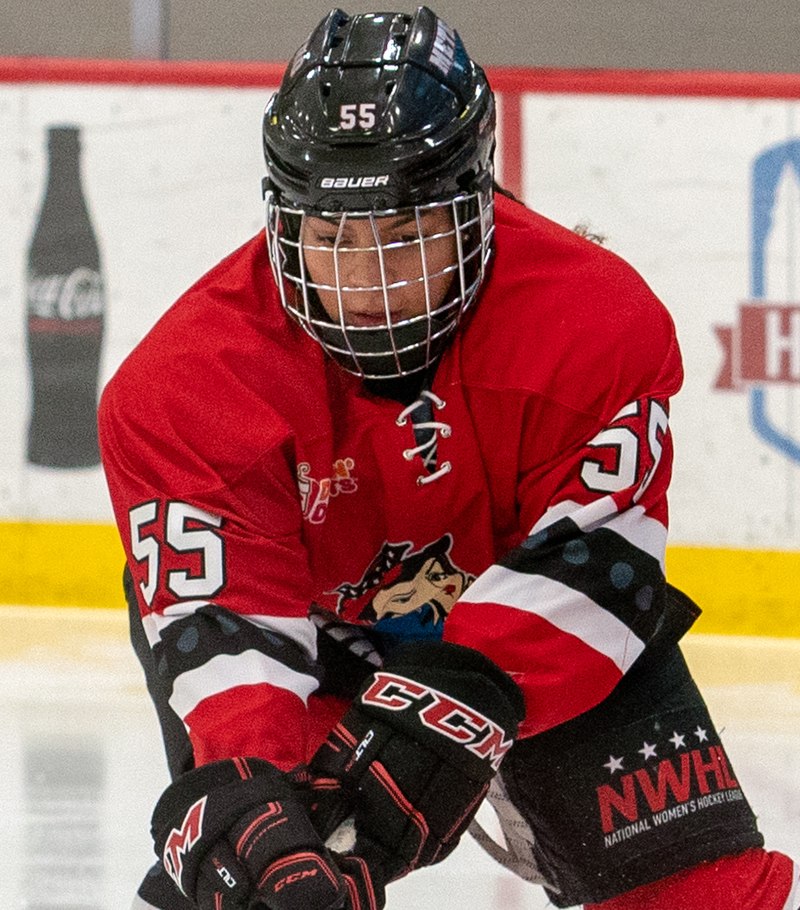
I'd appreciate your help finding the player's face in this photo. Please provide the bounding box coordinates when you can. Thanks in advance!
[300,206,458,327]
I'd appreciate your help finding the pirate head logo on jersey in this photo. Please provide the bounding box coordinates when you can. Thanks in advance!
[334,535,473,645]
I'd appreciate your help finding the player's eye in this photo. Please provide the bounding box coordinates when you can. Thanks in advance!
[306,230,338,245]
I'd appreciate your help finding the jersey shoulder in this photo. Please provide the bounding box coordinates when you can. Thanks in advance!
[458,194,683,414]
[99,234,326,489]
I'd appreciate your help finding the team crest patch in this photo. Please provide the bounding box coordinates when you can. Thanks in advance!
[332,535,473,643]
[297,458,358,524]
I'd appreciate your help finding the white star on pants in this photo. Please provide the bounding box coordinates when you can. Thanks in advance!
[639,741,658,760]
[603,755,624,774]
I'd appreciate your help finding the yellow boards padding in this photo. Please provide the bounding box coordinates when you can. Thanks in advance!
[0,521,126,609]
[0,521,798,639]
[666,545,800,638]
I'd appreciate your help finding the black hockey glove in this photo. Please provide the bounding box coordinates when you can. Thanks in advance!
[309,640,525,883]
[151,757,384,910]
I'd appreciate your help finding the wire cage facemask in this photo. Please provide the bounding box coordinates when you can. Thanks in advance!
[265,191,494,380]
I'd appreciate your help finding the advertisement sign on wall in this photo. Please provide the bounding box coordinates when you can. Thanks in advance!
[714,140,800,462]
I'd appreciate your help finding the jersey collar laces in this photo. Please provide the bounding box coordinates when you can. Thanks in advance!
[396,388,452,484]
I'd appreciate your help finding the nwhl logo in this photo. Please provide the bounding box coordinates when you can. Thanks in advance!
[595,729,743,849]
[163,796,207,894]
[361,671,513,769]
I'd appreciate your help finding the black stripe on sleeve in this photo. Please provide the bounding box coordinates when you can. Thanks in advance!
[500,516,666,643]
[152,604,322,690]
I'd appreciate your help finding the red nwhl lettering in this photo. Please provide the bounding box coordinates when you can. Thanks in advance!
[634,752,693,812]
[692,745,738,793]
[597,747,740,834]
[716,746,739,788]
[597,774,639,834]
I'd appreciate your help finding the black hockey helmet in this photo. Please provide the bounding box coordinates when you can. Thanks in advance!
[262,7,496,379]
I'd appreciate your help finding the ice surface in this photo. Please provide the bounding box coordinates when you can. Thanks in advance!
[0,607,797,909]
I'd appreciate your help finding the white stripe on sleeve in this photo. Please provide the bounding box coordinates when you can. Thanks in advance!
[247,613,318,659]
[528,499,667,569]
[142,600,210,647]
[599,505,667,568]
[458,565,645,673]
[168,649,319,723]
[142,602,317,657]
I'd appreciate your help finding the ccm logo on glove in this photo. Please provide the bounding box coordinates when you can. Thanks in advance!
[361,671,514,769]
[274,867,319,891]
[162,795,207,894]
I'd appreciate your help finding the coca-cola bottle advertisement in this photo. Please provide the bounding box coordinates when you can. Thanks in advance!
[26,124,105,468]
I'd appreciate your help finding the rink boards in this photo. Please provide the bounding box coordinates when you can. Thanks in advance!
[0,62,799,633]
[2,519,800,637]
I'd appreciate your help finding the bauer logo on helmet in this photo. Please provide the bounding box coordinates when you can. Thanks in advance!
[318,175,390,190]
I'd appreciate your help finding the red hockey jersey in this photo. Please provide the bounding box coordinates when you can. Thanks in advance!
[99,193,686,772]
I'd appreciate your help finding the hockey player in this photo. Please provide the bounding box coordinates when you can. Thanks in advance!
[99,6,799,909]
